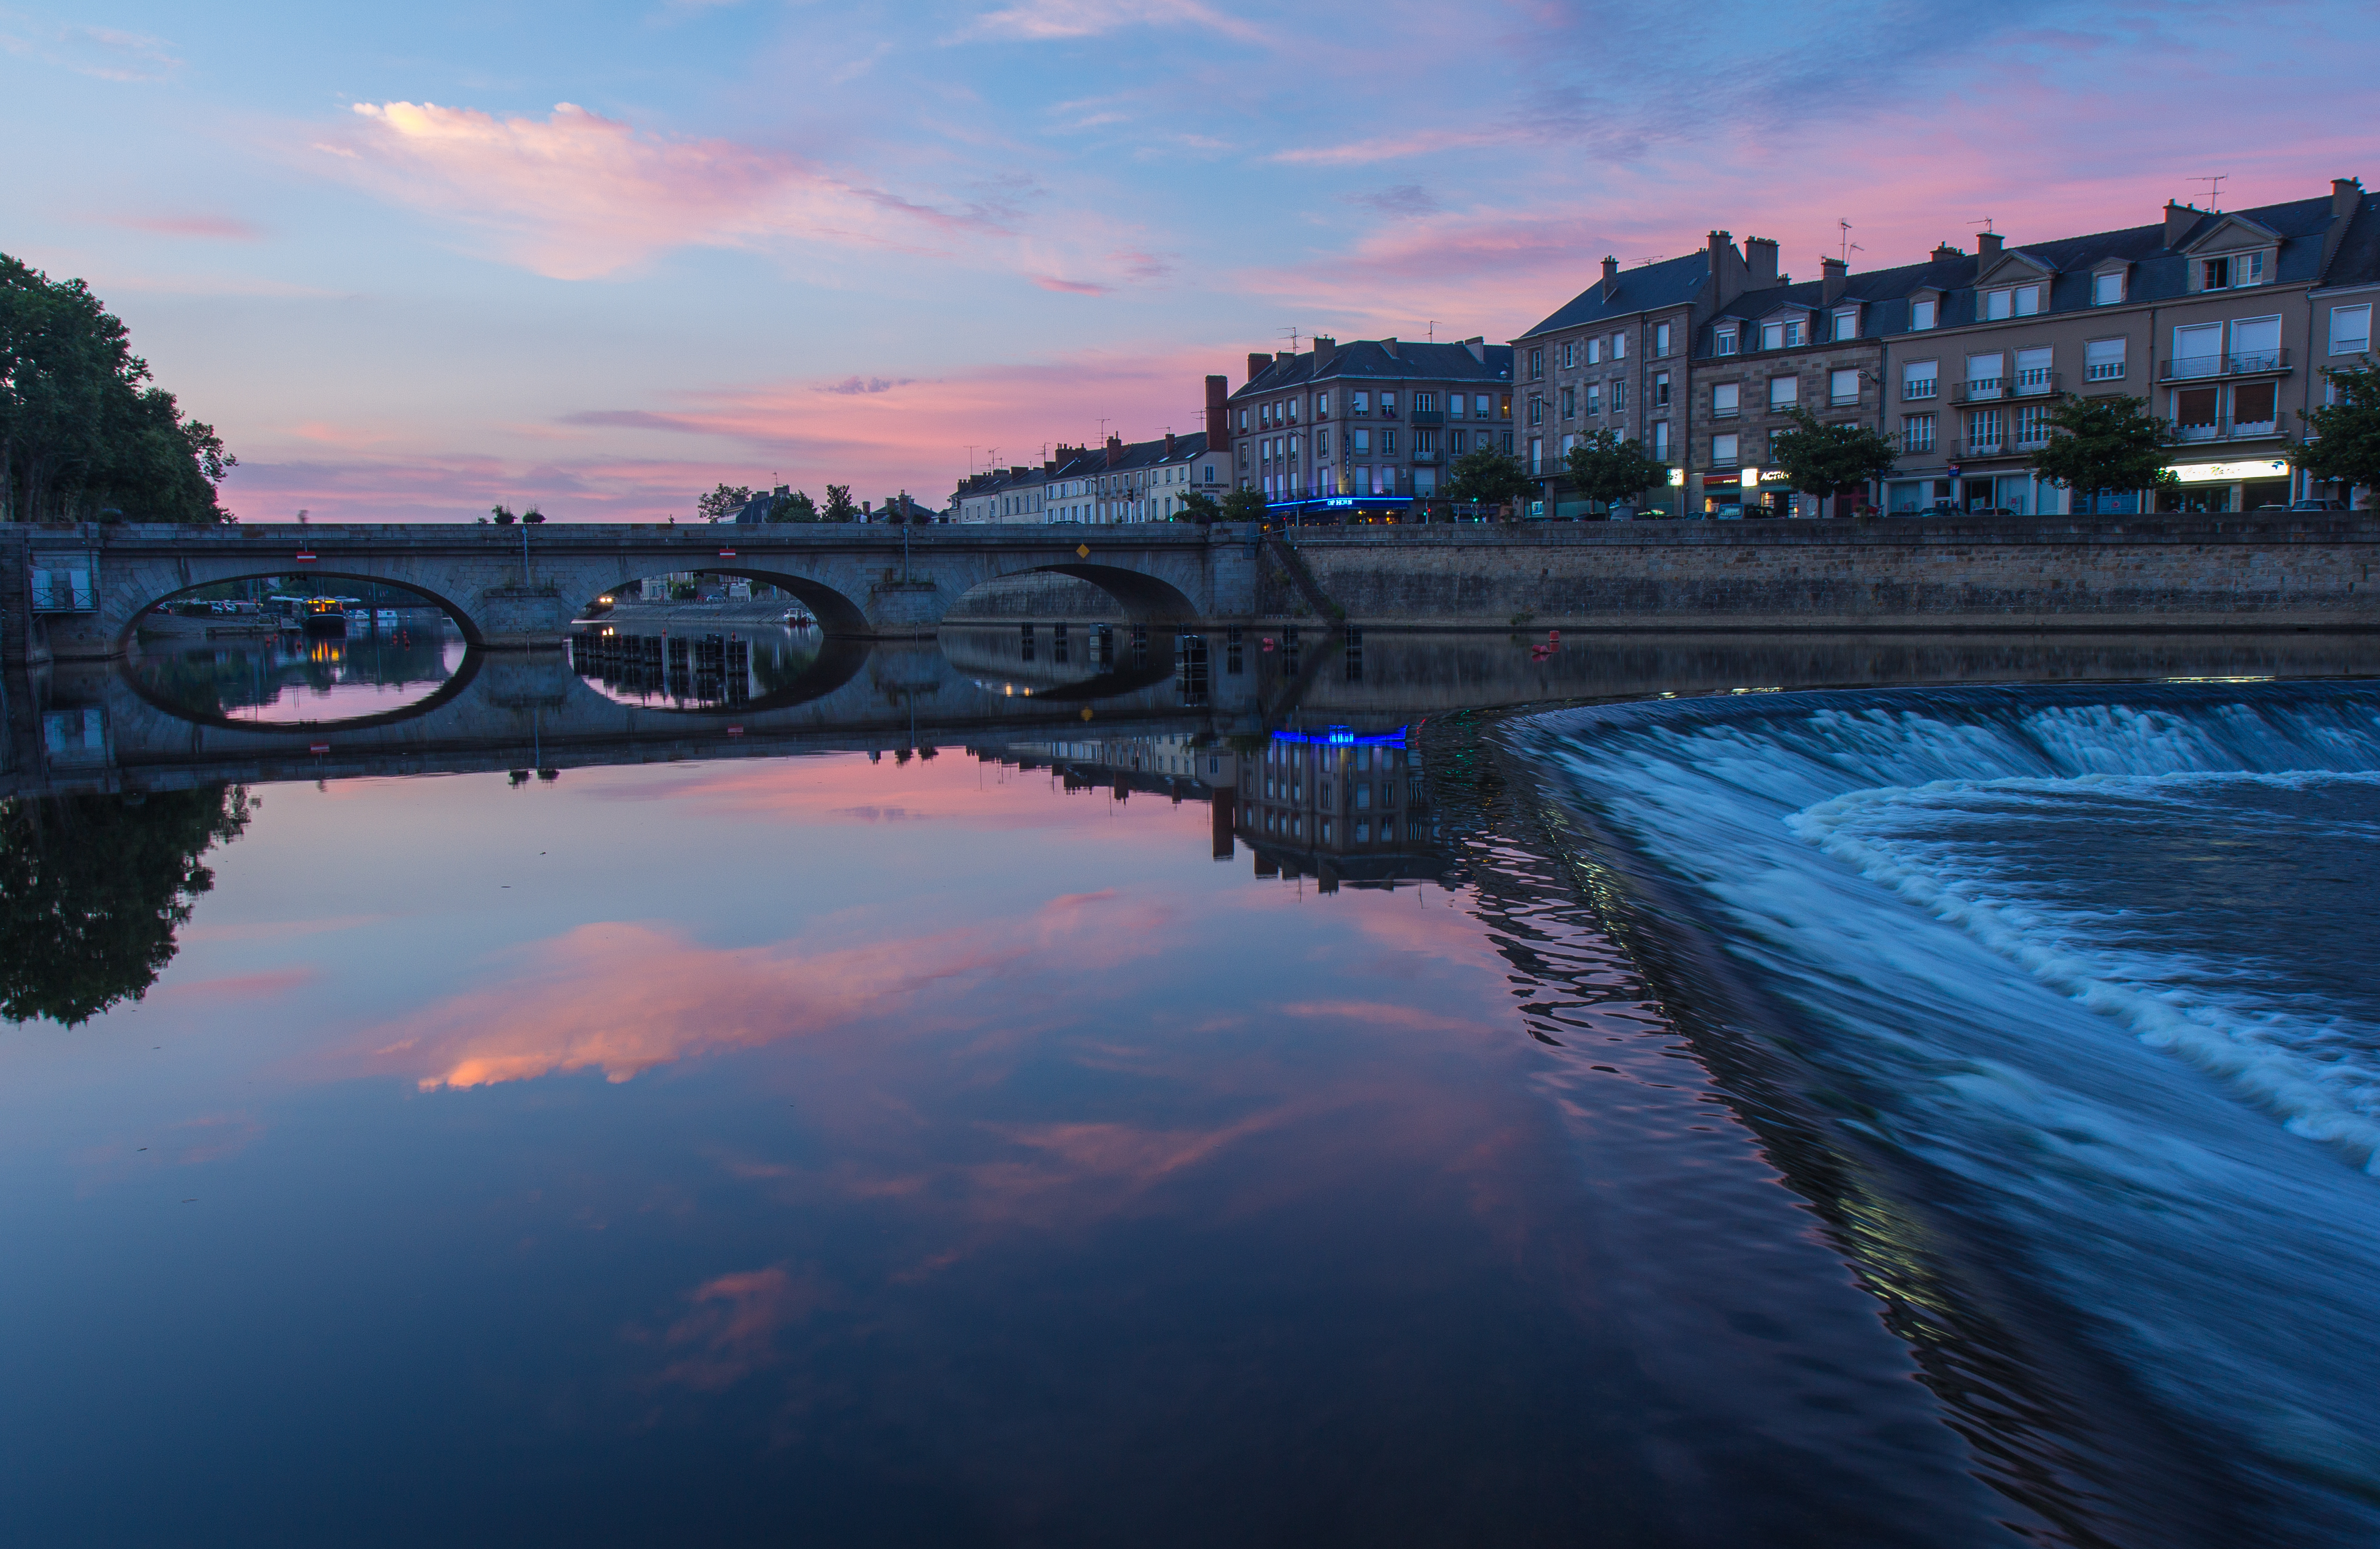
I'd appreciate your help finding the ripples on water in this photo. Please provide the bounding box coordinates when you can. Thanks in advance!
[1515,681,2380,1544]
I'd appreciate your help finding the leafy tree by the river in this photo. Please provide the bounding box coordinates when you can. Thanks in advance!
[522,507,546,524]
[1562,428,1672,512]
[2031,394,2179,505]
[1443,445,1535,509]
[490,504,517,525]
[1770,409,1898,507]
[2293,359,2380,501]
[696,483,753,524]
[1219,489,1268,522]
[767,489,818,521]
[1177,490,1222,523]
[822,484,859,521]
[0,786,254,1026]
[1,254,236,523]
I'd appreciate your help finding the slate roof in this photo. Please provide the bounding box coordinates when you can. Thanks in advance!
[1517,251,1712,339]
[1233,340,1513,399]
[2314,191,2380,292]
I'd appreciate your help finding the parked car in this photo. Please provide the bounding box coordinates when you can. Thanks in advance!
[2286,498,2347,510]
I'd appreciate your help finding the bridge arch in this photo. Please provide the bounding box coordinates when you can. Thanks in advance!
[116,569,487,655]
[581,567,871,636]
[948,562,1201,627]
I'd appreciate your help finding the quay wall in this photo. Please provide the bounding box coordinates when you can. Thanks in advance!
[1269,516,2380,631]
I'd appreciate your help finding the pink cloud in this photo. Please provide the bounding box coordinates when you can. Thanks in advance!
[103,213,263,239]
[160,967,318,1002]
[953,0,1267,45]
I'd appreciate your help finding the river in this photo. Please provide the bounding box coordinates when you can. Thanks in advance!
[1,630,2375,1547]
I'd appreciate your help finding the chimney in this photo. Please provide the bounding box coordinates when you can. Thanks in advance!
[1011,466,1026,478]
[2164,200,2202,248]
[1461,336,1485,363]
[1601,254,1620,298]
[1744,235,1779,287]
[1164,431,1176,458]
[1820,256,1847,303]
[1976,231,2003,261]
[1380,337,1398,357]
[1205,374,1231,452]
[1276,350,1295,364]
[2336,177,2365,219]
[1105,434,1123,468]
[1248,351,1270,382]
[1312,336,1337,369]
[1044,458,1055,474]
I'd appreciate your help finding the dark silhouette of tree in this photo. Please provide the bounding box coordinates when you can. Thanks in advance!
[1443,446,1535,509]
[1177,490,1222,523]
[2293,359,2380,501]
[1771,408,1898,510]
[767,489,818,521]
[0,786,254,1026]
[822,484,859,521]
[2032,394,2179,507]
[695,483,752,524]
[1219,489,1269,522]
[1562,428,1672,514]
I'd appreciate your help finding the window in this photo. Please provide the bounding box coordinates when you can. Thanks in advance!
[1653,420,1669,459]
[1769,376,1798,410]
[1285,397,1298,423]
[1237,408,1249,431]
[1414,429,1436,454]
[2333,304,2373,356]
[2015,404,2052,449]
[2173,386,2220,439]
[1560,341,1576,369]
[1587,338,1603,365]
[1449,429,1467,454]
[1903,359,1938,399]
[1654,371,1671,407]
[1910,297,1938,330]
[2230,315,2282,371]
[1352,391,1370,414]
[1413,392,1433,412]
[1761,320,1785,350]
[2172,322,2222,378]
[1830,368,1861,405]
[1585,383,1602,416]
[1559,387,1574,419]
[1478,394,1494,418]
[1612,331,1627,359]
[1316,391,1329,416]
[1966,408,2004,453]
[1712,433,1739,465]
[2202,252,2267,290]
[1966,352,2004,398]
[1316,428,1330,457]
[2014,347,2053,393]
[1712,382,1740,418]
[1529,437,1543,474]
[1446,393,1464,418]
[2085,337,2126,380]
[1654,321,1672,357]
[1530,347,1544,379]
[1902,414,1936,453]
[1983,287,2013,321]
[1500,430,1514,452]
[2093,271,2125,306]
[2232,381,2278,432]
[1380,393,1397,416]
[1715,325,1739,356]
[2015,284,2041,316]
[1611,379,1626,414]
[1528,395,1544,425]
[1833,308,1859,341]
[1351,429,1370,453]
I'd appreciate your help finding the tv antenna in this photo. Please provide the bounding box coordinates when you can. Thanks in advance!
[2192,174,2227,210]
[1837,218,1865,263]
[964,444,977,474]
[1427,321,1436,341]
[1970,215,1995,234]
[1278,326,1301,352]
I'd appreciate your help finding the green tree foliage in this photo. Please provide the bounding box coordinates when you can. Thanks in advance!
[0,786,254,1026]
[2293,360,2380,498]
[822,484,858,521]
[1177,489,1222,523]
[696,483,753,524]
[1,254,236,523]
[1443,445,1536,508]
[2031,393,2180,502]
[490,504,517,525]
[766,489,818,522]
[1770,408,1899,501]
[1219,488,1269,522]
[1561,428,1671,510]
[522,506,546,524]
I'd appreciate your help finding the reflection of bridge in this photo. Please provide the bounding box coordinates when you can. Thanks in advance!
[11,625,2379,800]
[11,520,1259,661]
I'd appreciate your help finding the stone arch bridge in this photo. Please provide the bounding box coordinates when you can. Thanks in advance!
[18,521,1260,661]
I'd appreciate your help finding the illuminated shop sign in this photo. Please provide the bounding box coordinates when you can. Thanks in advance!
[2168,458,2289,484]
[1271,724,1410,748]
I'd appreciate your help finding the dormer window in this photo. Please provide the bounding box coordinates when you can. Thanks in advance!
[1910,297,1938,330]
[1833,307,1860,341]
[1982,284,2042,321]
[2092,271,2125,305]
[1715,325,1740,356]
[2202,253,2267,290]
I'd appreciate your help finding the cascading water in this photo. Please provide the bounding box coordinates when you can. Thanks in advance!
[1515,680,2380,1544]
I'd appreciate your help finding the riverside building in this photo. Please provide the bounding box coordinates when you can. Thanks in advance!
[1226,337,1515,507]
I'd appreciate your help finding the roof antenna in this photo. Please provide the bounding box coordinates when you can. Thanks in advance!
[1970,215,1995,234]
[2192,174,2227,210]
[1427,321,1436,341]
[1837,218,1858,263]
[1278,326,1301,352]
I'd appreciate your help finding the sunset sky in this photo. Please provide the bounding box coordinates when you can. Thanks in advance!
[7,0,2375,522]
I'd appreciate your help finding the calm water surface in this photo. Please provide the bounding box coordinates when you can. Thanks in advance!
[6,645,2379,1548]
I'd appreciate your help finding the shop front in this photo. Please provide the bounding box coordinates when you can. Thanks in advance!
[2153,456,2293,514]
[1699,468,1797,518]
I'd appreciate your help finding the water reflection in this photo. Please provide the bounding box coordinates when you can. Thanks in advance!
[571,617,823,709]
[131,613,464,724]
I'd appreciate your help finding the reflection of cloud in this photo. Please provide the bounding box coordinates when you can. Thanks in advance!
[653,1266,826,1390]
[170,1113,266,1166]
[1278,999,1492,1037]
[378,889,1166,1090]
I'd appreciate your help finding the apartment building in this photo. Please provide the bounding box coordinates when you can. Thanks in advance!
[1226,337,1515,502]
[954,430,1221,525]
[1515,237,1760,517]
[1875,179,2378,515]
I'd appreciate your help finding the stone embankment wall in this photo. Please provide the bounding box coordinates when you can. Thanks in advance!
[1275,516,2380,631]
[942,572,1119,621]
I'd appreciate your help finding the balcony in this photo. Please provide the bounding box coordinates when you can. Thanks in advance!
[2085,361,2127,381]
[2011,369,2060,397]
[1964,438,2005,457]
[2171,420,2283,444]
[1903,380,1939,401]
[2015,433,2051,451]
[1410,448,1439,462]
[1408,409,1444,425]
[1956,378,2004,402]
[2163,349,2291,381]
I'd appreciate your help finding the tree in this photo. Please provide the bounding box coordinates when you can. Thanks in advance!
[1,254,236,523]
[490,504,517,525]
[1770,409,1898,511]
[2293,359,2380,501]
[1562,428,1671,514]
[1443,445,1536,509]
[822,484,859,522]
[767,489,818,522]
[696,482,753,524]
[521,507,546,525]
[2031,393,2179,509]
[0,786,254,1026]
[1219,489,1269,522]
[1177,490,1223,523]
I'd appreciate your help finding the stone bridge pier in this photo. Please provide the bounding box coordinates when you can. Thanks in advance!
[5,521,1264,663]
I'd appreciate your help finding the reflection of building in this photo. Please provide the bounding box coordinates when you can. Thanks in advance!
[973,735,1242,859]
[1236,726,1446,890]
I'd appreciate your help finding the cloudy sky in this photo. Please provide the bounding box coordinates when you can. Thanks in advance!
[6,0,2374,521]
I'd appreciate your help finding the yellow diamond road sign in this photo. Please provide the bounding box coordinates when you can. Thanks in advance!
[1075,543,1090,558]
